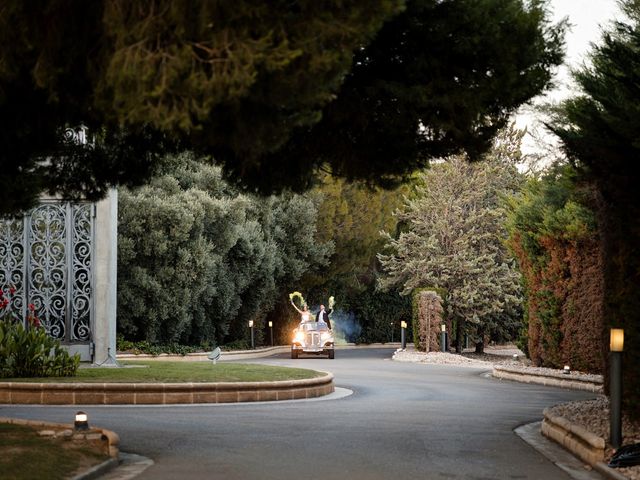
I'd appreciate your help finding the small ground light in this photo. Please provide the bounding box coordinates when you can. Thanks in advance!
[563,365,571,374]
[74,411,89,431]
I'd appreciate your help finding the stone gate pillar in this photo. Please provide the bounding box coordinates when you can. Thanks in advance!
[93,188,118,365]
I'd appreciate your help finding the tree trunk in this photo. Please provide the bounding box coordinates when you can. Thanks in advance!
[456,318,464,353]
[475,326,485,353]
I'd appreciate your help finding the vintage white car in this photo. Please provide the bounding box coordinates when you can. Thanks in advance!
[291,322,335,359]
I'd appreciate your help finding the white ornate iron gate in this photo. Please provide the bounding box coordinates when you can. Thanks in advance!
[0,201,95,358]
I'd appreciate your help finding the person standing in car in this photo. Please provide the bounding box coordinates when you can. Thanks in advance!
[316,304,332,329]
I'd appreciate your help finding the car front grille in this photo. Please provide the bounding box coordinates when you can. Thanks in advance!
[306,333,321,347]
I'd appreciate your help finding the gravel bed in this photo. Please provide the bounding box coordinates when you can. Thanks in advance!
[393,348,640,479]
[392,349,523,367]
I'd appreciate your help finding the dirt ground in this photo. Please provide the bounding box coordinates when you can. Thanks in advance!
[0,422,110,480]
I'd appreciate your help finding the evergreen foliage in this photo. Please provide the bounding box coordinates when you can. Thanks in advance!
[309,174,408,295]
[546,0,640,416]
[378,128,525,351]
[269,0,566,191]
[285,174,410,344]
[505,164,602,371]
[117,153,332,345]
[347,286,412,344]
[0,1,564,213]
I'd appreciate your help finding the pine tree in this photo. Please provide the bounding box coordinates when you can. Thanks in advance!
[0,1,564,213]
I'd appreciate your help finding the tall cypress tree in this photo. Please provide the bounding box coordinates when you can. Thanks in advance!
[547,1,640,417]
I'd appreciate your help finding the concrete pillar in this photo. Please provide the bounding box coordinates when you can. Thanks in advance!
[93,188,118,365]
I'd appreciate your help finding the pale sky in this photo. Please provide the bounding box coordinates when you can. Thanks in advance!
[515,0,624,156]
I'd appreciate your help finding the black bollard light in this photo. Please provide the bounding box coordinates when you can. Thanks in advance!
[440,324,446,353]
[610,328,624,449]
[269,321,274,347]
[249,320,255,349]
[400,321,407,350]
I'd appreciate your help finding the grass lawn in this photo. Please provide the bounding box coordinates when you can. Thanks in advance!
[0,423,109,480]
[4,361,324,383]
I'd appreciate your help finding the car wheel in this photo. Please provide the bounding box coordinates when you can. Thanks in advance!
[291,348,298,359]
[328,349,335,359]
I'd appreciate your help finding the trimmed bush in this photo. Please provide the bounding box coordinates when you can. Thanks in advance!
[412,287,447,351]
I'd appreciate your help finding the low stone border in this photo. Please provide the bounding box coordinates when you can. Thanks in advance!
[493,366,603,393]
[540,410,630,480]
[0,373,334,405]
[541,408,605,465]
[116,343,402,362]
[0,416,120,458]
[117,346,291,362]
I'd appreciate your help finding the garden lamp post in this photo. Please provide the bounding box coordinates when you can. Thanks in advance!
[440,324,446,353]
[610,328,624,449]
[249,320,255,349]
[400,321,407,350]
[390,322,394,343]
[269,321,273,347]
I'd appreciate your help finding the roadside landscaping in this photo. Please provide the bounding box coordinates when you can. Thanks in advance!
[4,361,323,383]
[0,422,109,480]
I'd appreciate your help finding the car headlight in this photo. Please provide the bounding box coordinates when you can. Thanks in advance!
[293,331,305,343]
[321,332,332,341]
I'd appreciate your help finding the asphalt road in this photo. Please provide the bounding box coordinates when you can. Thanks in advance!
[0,348,598,480]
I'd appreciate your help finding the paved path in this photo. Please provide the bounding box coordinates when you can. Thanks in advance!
[0,348,600,479]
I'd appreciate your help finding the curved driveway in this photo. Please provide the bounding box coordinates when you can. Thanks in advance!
[0,348,597,479]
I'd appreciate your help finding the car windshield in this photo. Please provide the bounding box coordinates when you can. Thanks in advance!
[300,322,329,332]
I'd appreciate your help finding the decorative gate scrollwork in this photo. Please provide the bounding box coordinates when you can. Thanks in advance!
[1,202,94,345]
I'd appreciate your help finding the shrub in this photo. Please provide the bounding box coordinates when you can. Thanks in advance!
[116,334,213,355]
[0,291,79,378]
[0,321,79,378]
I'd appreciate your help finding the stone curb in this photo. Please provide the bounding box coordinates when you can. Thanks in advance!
[493,366,603,393]
[540,410,630,479]
[116,343,403,362]
[593,463,631,480]
[117,346,291,362]
[0,373,334,405]
[542,409,605,465]
[71,457,120,480]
